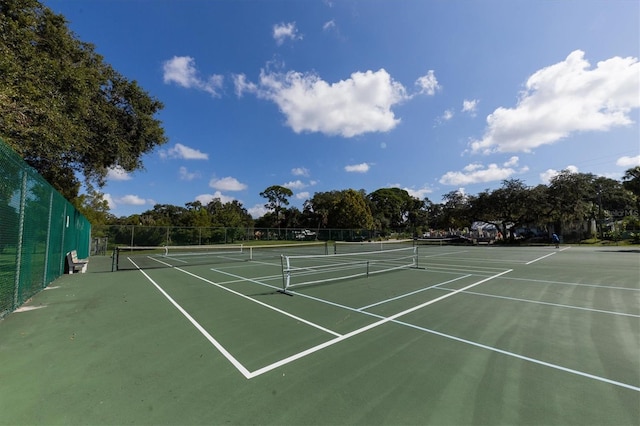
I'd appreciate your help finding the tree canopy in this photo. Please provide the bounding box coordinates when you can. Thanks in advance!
[0,0,167,199]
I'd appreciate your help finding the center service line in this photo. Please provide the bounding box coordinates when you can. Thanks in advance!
[249,269,513,378]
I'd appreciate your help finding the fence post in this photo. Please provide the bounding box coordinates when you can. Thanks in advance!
[13,171,27,310]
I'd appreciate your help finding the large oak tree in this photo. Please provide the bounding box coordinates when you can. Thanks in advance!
[0,0,167,200]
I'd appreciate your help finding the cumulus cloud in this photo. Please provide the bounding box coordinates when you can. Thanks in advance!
[163,56,224,97]
[106,166,131,181]
[462,99,479,115]
[195,191,236,205]
[109,194,154,209]
[390,184,433,199]
[539,165,579,184]
[253,68,408,137]
[248,204,269,218]
[439,109,454,123]
[471,50,639,154]
[503,156,520,167]
[282,180,307,190]
[273,22,302,45]
[179,166,200,181]
[616,155,640,168]
[415,70,440,96]
[439,162,520,186]
[345,163,371,173]
[233,73,258,97]
[296,191,310,200]
[209,176,247,191]
[160,143,208,160]
[291,167,310,177]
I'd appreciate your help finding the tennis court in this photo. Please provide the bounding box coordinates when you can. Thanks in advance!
[1,242,638,425]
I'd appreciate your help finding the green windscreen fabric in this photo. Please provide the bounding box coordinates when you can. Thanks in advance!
[0,138,91,318]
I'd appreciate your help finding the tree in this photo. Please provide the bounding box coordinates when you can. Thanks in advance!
[0,0,167,200]
[368,187,416,231]
[333,189,375,229]
[621,166,640,212]
[74,184,114,226]
[474,179,532,241]
[440,190,471,230]
[259,185,293,229]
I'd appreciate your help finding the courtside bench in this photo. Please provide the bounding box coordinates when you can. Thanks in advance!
[66,250,89,274]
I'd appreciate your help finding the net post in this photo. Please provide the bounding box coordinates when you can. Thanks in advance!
[250,246,253,261]
[366,260,369,278]
[111,247,118,272]
[279,255,293,296]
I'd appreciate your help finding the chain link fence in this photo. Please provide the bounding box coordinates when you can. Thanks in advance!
[0,138,91,319]
[92,224,416,250]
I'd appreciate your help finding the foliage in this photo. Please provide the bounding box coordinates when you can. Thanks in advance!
[259,185,293,228]
[0,0,167,199]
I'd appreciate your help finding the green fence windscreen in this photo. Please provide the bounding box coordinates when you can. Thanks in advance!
[0,138,91,319]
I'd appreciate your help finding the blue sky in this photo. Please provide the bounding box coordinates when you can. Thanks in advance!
[44,0,640,218]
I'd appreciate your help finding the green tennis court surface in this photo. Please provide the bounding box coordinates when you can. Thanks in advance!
[1,244,638,425]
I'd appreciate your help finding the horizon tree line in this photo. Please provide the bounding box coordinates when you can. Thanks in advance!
[87,167,640,243]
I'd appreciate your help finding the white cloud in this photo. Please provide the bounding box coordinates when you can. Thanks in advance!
[503,156,519,167]
[462,99,479,115]
[539,165,579,184]
[415,70,440,96]
[439,163,517,186]
[471,50,640,154]
[232,73,258,97]
[209,176,247,191]
[390,184,433,200]
[291,167,310,177]
[160,143,208,160]
[323,20,336,31]
[283,180,307,190]
[273,22,302,45]
[248,203,269,218]
[162,56,224,97]
[254,68,408,137]
[195,191,236,205]
[106,166,131,181]
[116,194,153,206]
[442,109,454,121]
[345,163,371,173]
[616,155,640,168]
[296,191,310,200]
[179,166,200,181]
[103,193,115,209]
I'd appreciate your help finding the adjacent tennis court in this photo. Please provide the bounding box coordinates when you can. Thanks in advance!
[1,242,638,425]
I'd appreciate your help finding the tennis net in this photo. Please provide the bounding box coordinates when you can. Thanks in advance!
[281,246,418,292]
[113,244,246,270]
[113,241,329,271]
[333,239,415,254]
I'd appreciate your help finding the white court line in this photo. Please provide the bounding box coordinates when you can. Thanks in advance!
[134,260,640,390]
[434,287,640,318]
[129,257,341,380]
[422,250,468,258]
[496,275,640,292]
[392,318,640,392]
[526,247,569,265]
[174,267,342,338]
[357,274,472,311]
[247,269,513,378]
[128,258,252,379]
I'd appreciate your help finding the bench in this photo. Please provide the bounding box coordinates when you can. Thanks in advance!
[66,250,89,274]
